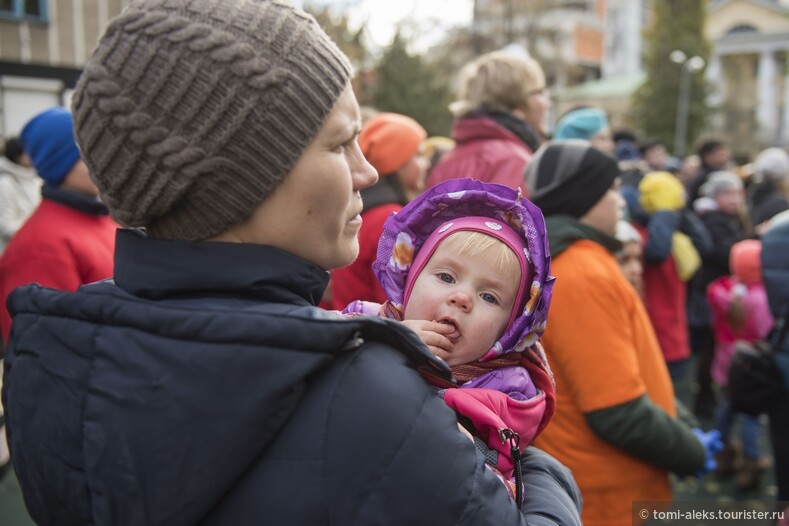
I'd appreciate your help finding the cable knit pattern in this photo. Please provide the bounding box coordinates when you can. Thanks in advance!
[72,0,352,240]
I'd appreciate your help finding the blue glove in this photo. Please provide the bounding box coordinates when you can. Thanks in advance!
[692,428,723,477]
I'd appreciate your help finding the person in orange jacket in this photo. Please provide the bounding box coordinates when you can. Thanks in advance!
[525,140,719,526]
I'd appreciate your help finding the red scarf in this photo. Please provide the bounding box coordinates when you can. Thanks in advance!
[451,353,522,384]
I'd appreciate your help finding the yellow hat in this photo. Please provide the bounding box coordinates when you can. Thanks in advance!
[638,171,686,214]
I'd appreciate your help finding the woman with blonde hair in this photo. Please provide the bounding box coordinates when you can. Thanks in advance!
[426,50,550,192]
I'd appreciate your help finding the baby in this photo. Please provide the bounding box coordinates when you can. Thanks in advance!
[346,178,555,504]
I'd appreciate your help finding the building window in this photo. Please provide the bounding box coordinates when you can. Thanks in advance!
[727,24,758,35]
[555,0,593,11]
[0,0,47,21]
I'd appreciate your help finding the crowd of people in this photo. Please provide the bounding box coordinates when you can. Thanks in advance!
[0,0,788,525]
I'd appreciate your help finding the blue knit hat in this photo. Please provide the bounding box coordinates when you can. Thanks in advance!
[614,140,641,162]
[553,108,609,141]
[20,107,80,186]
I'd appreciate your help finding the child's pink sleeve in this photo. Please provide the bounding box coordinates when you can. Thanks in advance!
[747,285,775,339]
[706,276,734,317]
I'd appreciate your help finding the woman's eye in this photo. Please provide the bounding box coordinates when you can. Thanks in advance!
[480,292,499,305]
[333,139,354,153]
[340,137,360,153]
[438,273,454,284]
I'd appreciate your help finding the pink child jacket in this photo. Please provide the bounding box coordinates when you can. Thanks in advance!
[344,298,553,481]
[707,275,775,386]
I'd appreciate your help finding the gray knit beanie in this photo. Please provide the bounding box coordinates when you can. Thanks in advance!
[72,0,353,240]
[753,147,789,184]
[699,171,743,198]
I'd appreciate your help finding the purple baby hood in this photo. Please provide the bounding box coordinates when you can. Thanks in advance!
[372,178,554,361]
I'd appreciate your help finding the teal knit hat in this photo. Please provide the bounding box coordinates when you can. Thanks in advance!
[553,108,609,140]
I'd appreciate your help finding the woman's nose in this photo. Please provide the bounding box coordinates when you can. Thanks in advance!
[351,141,378,191]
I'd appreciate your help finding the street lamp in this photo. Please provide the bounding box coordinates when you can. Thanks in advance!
[670,50,705,158]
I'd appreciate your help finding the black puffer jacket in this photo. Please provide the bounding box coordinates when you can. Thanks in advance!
[762,219,789,367]
[3,229,581,526]
[750,181,789,228]
[688,208,747,328]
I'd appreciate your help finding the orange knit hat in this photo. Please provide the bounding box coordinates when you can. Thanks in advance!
[359,112,426,175]
[729,239,762,285]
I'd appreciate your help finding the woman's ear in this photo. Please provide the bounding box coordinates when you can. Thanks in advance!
[511,104,529,120]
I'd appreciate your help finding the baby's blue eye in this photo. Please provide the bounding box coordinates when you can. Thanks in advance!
[480,293,498,304]
[438,272,454,284]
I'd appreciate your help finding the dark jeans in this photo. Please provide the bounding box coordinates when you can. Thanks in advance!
[714,394,762,459]
[667,358,689,383]
[690,326,716,402]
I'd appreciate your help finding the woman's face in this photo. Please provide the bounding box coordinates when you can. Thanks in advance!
[215,84,378,270]
[522,86,551,137]
[396,150,429,198]
[590,128,615,154]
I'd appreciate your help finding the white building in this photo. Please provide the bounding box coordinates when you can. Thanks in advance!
[706,0,789,149]
[0,0,128,137]
[561,0,789,155]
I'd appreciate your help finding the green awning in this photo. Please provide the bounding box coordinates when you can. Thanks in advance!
[556,72,646,100]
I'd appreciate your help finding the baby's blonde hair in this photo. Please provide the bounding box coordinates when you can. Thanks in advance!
[439,231,521,283]
[450,51,545,117]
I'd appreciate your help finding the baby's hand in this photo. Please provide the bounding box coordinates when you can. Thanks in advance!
[401,319,454,361]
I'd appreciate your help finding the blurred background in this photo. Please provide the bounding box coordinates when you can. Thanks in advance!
[3,0,789,161]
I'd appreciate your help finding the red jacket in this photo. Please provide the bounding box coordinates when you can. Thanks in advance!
[0,192,117,343]
[634,223,691,363]
[426,116,534,192]
[330,203,401,310]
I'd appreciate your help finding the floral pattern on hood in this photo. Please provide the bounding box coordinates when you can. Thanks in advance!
[373,178,555,361]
